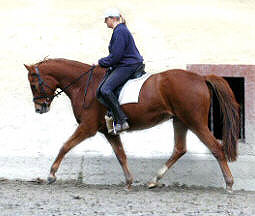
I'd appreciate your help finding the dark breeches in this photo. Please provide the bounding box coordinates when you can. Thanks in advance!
[100,63,141,96]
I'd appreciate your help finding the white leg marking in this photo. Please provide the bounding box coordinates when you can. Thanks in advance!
[148,165,169,188]
[157,164,168,179]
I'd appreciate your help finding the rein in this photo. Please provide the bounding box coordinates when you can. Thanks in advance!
[33,65,96,107]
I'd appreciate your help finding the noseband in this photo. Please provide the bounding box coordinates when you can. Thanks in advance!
[33,65,96,106]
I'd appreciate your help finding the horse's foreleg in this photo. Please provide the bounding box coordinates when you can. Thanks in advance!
[48,124,94,184]
[104,133,133,189]
[148,118,187,188]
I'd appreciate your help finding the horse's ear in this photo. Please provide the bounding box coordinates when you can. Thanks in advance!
[24,64,30,71]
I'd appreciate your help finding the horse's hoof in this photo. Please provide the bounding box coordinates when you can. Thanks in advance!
[226,186,233,194]
[47,175,56,184]
[148,181,158,189]
[124,184,132,192]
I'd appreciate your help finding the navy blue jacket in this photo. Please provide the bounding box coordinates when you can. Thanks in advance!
[98,23,143,68]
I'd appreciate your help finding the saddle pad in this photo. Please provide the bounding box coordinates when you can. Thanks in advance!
[119,73,152,105]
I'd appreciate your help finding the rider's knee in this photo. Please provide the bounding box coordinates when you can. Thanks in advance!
[100,85,111,97]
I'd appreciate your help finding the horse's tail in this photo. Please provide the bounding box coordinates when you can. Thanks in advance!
[205,75,240,162]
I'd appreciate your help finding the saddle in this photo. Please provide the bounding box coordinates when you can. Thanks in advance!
[96,64,146,108]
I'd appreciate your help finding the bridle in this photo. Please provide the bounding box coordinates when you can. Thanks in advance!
[32,65,96,107]
[32,67,56,104]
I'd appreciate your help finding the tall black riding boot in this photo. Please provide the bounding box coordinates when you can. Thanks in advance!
[103,92,129,134]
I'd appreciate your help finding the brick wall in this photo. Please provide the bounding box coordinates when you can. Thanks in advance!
[187,64,255,156]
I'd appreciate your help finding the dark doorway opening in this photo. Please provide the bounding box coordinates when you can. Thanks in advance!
[208,77,245,140]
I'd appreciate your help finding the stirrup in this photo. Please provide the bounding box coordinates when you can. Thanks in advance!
[112,121,130,135]
[121,121,130,130]
[105,115,129,135]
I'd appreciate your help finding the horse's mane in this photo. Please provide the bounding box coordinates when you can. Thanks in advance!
[32,57,90,69]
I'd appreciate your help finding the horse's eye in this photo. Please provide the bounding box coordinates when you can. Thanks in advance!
[31,84,36,91]
[31,74,38,82]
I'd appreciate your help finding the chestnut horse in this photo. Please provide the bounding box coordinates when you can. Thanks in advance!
[25,58,239,192]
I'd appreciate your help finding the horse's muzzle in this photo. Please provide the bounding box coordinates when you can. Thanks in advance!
[35,103,50,114]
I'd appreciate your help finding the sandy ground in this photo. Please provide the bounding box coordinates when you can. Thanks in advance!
[0,179,254,216]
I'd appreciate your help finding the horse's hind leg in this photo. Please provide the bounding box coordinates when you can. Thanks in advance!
[148,118,187,188]
[194,126,234,193]
[103,133,133,189]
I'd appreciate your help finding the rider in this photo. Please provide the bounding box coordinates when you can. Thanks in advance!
[98,8,144,134]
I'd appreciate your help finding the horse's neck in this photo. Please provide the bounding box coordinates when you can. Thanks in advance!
[46,63,104,98]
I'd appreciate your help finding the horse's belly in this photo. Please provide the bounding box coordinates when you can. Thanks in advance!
[128,111,173,131]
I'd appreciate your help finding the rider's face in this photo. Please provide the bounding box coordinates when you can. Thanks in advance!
[104,17,114,29]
